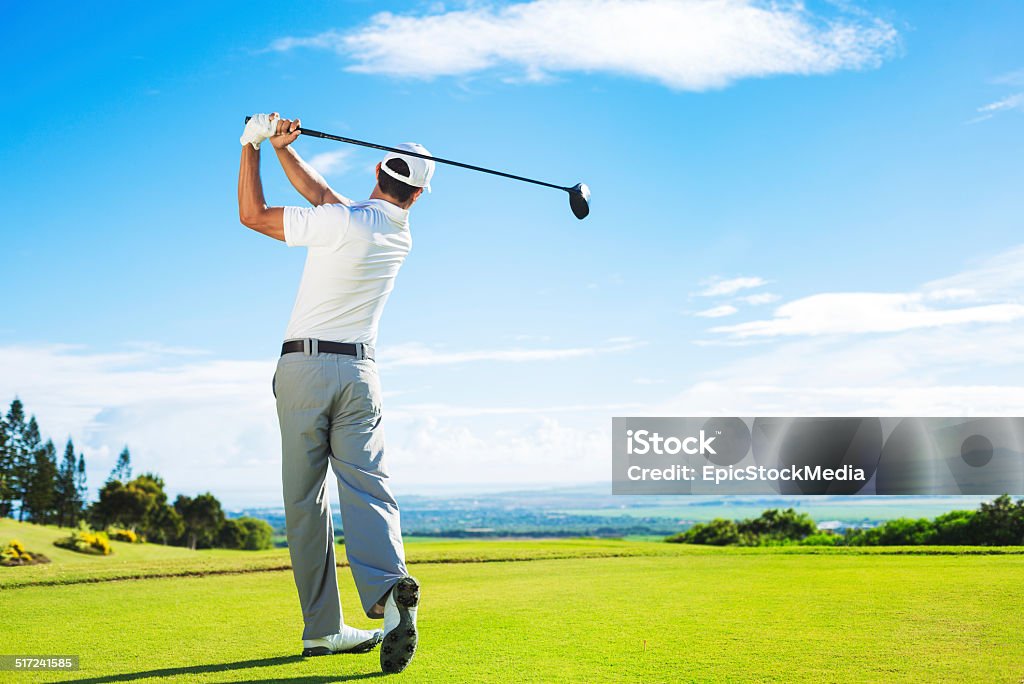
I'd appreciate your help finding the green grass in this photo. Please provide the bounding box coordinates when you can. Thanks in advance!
[3,520,1024,682]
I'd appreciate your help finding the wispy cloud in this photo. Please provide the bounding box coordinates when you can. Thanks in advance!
[268,0,898,91]
[969,93,1024,124]
[695,304,738,318]
[388,401,640,419]
[658,248,1024,415]
[969,68,1024,123]
[307,149,354,176]
[380,339,644,368]
[698,276,768,297]
[736,292,780,305]
[708,245,1024,339]
[713,294,1024,338]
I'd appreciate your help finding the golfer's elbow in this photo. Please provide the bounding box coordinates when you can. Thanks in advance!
[239,199,271,228]
[239,206,262,229]
[239,206,286,241]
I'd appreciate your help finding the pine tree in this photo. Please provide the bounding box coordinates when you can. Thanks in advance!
[109,446,132,483]
[17,416,44,521]
[0,410,10,518]
[23,440,57,523]
[2,399,28,518]
[75,453,88,526]
[54,439,79,527]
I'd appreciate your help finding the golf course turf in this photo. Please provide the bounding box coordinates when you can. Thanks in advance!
[2,520,1023,682]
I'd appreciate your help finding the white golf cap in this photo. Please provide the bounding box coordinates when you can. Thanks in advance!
[380,142,435,193]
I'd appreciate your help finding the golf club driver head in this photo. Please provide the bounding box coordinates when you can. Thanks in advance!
[569,183,591,220]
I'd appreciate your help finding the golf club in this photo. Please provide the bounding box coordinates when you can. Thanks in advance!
[245,116,591,219]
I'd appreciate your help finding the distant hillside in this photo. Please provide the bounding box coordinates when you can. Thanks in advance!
[235,490,989,538]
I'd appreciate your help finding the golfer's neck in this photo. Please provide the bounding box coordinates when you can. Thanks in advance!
[370,187,412,210]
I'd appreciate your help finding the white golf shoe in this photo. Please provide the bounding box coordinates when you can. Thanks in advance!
[380,576,420,674]
[301,625,383,657]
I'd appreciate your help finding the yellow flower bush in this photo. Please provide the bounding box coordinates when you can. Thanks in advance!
[54,523,113,556]
[107,527,142,544]
[1,539,51,566]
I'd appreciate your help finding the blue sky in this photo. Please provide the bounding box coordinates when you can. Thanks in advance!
[2,1,1022,506]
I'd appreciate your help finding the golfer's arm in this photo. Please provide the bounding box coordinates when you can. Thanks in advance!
[274,146,351,207]
[238,145,285,242]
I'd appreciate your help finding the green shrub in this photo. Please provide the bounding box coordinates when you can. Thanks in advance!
[237,517,274,551]
[666,518,741,545]
[799,532,842,546]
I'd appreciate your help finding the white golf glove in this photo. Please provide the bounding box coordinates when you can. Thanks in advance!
[240,113,279,150]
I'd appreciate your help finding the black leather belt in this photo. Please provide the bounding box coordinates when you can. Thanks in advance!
[280,339,374,361]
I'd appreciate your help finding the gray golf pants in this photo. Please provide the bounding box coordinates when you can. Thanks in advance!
[274,346,407,639]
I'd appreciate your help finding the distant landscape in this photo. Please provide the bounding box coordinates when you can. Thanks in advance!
[234,487,992,540]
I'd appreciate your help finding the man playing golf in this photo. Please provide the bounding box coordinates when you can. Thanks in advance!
[237,113,429,674]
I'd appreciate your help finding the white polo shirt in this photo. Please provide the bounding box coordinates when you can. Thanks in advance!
[282,199,412,347]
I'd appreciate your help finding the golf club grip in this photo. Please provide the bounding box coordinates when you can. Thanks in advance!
[242,116,574,194]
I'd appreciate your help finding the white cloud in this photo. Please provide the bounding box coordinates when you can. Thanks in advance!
[713,293,1024,338]
[388,401,640,419]
[969,89,1024,124]
[0,340,639,503]
[0,344,279,507]
[391,415,609,486]
[736,292,780,305]
[698,276,768,296]
[307,149,353,176]
[658,326,1024,417]
[269,0,898,91]
[380,339,644,368]
[695,304,739,318]
[708,246,1024,339]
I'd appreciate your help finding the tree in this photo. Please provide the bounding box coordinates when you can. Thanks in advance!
[969,494,1024,546]
[739,508,818,543]
[668,518,742,546]
[146,502,185,545]
[16,416,44,521]
[132,473,175,542]
[108,446,132,483]
[22,439,57,524]
[174,493,225,550]
[0,410,11,518]
[931,510,975,545]
[237,517,274,550]
[75,453,88,525]
[216,519,245,549]
[90,480,151,531]
[1,399,28,518]
[54,439,82,527]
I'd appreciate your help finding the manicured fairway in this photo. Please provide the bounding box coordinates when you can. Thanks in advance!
[2,524,1023,683]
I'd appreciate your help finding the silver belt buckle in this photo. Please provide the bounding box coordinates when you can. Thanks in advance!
[303,338,319,356]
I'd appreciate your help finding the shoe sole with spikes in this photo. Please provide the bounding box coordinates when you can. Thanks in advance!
[381,577,419,674]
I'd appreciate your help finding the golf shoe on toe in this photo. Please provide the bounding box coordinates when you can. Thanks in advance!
[302,625,383,657]
[380,576,420,674]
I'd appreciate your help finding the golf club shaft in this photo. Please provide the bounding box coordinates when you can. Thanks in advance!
[245,116,573,194]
